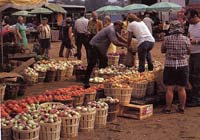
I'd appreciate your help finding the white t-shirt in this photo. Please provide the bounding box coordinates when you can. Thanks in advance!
[143,17,154,34]
[127,21,155,46]
[75,17,89,33]
[189,22,200,54]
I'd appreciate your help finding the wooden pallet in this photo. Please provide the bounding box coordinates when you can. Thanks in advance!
[119,104,153,120]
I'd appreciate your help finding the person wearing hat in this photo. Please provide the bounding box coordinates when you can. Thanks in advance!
[127,14,155,73]
[83,21,128,88]
[38,17,51,56]
[161,20,190,114]
[60,17,75,58]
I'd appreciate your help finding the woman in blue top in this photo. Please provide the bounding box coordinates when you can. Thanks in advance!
[16,16,28,48]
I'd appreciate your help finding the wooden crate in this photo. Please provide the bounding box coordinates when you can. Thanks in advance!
[95,108,108,128]
[12,126,40,140]
[39,120,61,140]
[60,116,80,138]
[79,111,96,132]
[119,104,153,120]
[1,125,12,140]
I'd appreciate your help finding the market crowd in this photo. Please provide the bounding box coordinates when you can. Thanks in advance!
[1,8,200,111]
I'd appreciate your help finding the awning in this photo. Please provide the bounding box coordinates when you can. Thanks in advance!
[45,3,66,13]
[0,0,47,12]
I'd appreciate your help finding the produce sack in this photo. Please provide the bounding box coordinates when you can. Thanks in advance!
[107,43,117,54]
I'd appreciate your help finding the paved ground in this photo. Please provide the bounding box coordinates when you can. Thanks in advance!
[25,41,200,140]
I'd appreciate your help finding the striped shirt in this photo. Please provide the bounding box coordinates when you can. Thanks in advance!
[162,34,190,68]
[38,24,51,39]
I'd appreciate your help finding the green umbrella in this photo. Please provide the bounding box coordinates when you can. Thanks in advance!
[147,2,182,12]
[29,7,53,14]
[12,10,29,16]
[96,5,123,14]
[123,4,148,13]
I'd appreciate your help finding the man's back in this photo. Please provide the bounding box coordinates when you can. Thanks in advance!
[75,17,89,33]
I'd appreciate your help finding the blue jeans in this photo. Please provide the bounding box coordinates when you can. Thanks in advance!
[138,41,154,72]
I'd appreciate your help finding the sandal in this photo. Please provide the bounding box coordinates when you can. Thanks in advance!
[162,108,171,114]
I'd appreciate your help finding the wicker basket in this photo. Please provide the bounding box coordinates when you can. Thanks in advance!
[111,88,132,105]
[12,126,40,140]
[104,88,111,97]
[39,102,64,109]
[37,71,46,83]
[39,120,61,140]
[79,111,96,132]
[95,108,108,128]
[55,70,66,81]
[107,111,118,122]
[107,55,119,66]
[60,115,80,139]
[0,84,6,102]
[120,88,132,105]
[131,82,148,99]
[72,94,85,107]
[4,83,20,100]
[54,99,74,106]
[1,125,12,140]
[146,80,155,96]
[24,75,38,86]
[65,66,74,79]
[84,93,96,105]
[45,70,56,82]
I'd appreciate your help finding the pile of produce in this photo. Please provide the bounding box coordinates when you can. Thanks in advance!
[104,72,154,88]
[58,109,80,118]
[13,113,39,130]
[1,116,14,127]
[33,63,48,72]
[99,97,119,104]
[76,106,96,113]
[24,67,38,78]
[87,101,108,109]
[89,77,104,83]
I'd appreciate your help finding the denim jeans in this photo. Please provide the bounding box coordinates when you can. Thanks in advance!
[138,41,154,72]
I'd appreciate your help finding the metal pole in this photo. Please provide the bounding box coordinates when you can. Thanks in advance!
[0,13,3,64]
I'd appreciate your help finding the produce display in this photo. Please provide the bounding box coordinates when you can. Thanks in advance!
[99,97,119,104]
[76,106,96,113]
[13,113,39,130]
[58,109,80,118]
[24,67,38,78]
[1,116,14,127]
[87,101,108,109]
[89,77,104,83]
[34,63,48,72]
[39,113,60,124]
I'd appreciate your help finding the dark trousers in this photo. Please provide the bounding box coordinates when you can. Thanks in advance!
[138,41,154,72]
[59,43,65,57]
[76,33,90,61]
[84,46,108,84]
[188,53,200,104]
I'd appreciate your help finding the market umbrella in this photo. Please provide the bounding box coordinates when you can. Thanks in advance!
[12,10,29,16]
[29,7,53,14]
[0,0,47,64]
[96,5,123,14]
[123,4,148,13]
[147,2,182,12]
